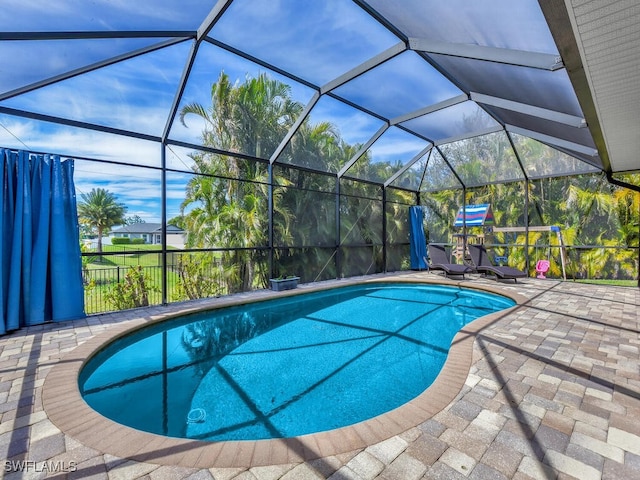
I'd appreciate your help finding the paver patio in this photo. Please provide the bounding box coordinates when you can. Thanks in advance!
[1,273,639,479]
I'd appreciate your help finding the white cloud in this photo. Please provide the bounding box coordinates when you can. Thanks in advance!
[210,0,398,85]
[2,42,190,137]
[0,0,213,31]
[0,114,162,166]
[368,128,429,164]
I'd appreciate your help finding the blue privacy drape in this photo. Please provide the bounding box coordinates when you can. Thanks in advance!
[1,148,85,335]
[409,205,428,270]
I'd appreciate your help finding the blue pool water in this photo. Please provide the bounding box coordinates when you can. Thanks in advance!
[80,283,514,441]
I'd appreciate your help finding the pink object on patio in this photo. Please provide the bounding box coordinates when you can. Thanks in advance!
[536,259,550,279]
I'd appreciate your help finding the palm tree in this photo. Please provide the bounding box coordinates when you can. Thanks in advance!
[179,72,302,292]
[180,71,302,160]
[77,188,127,253]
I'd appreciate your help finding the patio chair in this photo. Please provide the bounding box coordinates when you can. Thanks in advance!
[427,244,473,278]
[467,244,527,282]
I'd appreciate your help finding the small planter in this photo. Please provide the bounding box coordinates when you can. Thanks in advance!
[269,276,300,291]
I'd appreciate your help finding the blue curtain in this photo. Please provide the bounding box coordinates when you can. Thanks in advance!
[1,149,85,335]
[409,205,428,270]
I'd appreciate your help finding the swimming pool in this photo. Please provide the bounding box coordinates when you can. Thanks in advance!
[79,282,515,441]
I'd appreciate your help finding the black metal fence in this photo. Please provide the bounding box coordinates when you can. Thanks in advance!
[82,244,639,315]
[82,259,227,315]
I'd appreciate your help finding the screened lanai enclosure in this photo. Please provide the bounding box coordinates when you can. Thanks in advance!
[1,0,639,319]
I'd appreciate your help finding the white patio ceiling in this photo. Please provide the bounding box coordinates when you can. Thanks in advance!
[547,0,640,174]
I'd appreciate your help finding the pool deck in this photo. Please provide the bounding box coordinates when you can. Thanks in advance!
[1,272,639,479]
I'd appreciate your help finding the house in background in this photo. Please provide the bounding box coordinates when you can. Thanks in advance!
[110,223,185,248]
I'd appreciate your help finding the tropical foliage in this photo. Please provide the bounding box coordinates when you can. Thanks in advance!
[176,71,638,294]
[104,265,158,310]
[175,253,224,300]
[178,72,412,294]
[179,73,291,292]
[423,166,639,280]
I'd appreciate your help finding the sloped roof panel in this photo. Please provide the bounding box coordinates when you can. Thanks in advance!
[0,38,168,97]
[401,102,500,144]
[169,41,317,155]
[420,148,461,193]
[389,152,430,191]
[344,126,429,183]
[496,108,597,153]
[0,113,162,167]
[510,132,600,179]
[331,51,463,120]
[276,95,385,173]
[209,0,399,85]
[427,54,583,117]
[2,41,192,136]
[364,0,558,54]
[439,131,524,187]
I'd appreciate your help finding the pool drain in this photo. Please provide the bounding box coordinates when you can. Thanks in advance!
[187,407,206,424]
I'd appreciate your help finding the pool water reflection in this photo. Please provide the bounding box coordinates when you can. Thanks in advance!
[80,283,514,440]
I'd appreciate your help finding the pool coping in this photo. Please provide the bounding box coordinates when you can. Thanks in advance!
[42,275,528,468]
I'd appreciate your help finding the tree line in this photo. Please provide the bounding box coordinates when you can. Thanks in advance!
[78,71,639,308]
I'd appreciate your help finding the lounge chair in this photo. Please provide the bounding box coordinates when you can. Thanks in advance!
[427,244,472,278]
[467,244,527,282]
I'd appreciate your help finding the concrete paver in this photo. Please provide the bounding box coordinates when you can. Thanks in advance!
[0,274,638,479]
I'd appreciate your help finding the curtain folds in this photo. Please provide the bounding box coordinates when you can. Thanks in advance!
[1,148,85,335]
[409,205,428,270]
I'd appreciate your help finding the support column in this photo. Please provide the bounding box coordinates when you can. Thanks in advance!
[335,178,341,279]
[161,144,168,305]
[382,187,387,273]
[525,179,530,274]
[268,164,274,279]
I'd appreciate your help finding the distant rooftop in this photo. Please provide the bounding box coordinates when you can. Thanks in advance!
[112,223,184,234]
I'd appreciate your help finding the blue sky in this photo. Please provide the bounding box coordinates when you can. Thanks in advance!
[0,0,596,223]
[0,0,215,31]
[209,0,399,86]
[0,0,416,223]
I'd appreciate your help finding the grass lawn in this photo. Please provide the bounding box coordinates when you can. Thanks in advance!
[84,267,180,314]
[83,245,184,314]
[574,278,638,287]
[84,244,179,268]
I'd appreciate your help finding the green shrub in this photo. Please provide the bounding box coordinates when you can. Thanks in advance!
[131,238,146,244]
[111,237,131,244]
[105,265,158,310]
[176,254,222,300]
